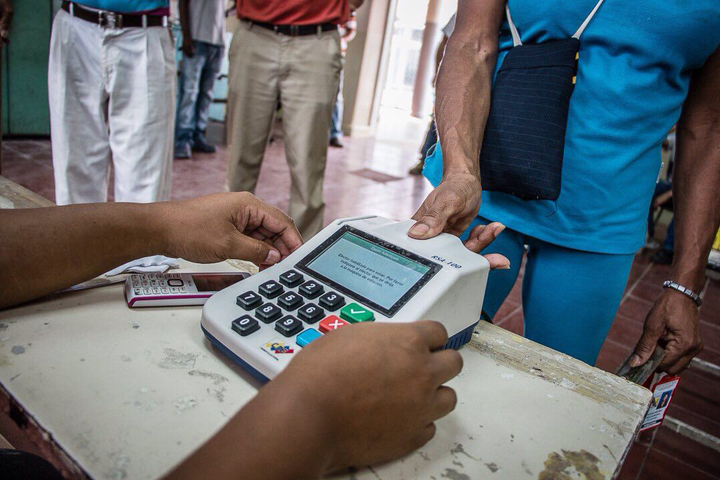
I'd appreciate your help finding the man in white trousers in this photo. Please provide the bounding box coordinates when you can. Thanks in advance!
[48,0,177,204]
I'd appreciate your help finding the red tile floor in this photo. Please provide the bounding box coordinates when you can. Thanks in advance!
[2,111,718,479]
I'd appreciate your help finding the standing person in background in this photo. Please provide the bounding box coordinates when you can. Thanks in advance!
[409,14,455,175]
[48,1,178,204]
[328,16,357,149]
[414,0,719,374]
[175,0,227,159]
[226,0,364,239]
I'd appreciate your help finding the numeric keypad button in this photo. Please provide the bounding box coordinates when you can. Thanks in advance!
[255,303,282,323]
[279,270,304,288]
[258,280,284,299]
[231,315,260,336]
[319,291,345,311]
[299,280,324,299]
[236,291,263,310]
[297,303,324,324]
[278,291,303,310]
[275,315,304,337]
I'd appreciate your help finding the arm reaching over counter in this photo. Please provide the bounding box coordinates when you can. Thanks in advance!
[409,0,505,240]
[0,193,464,478]
[0,192,301,309]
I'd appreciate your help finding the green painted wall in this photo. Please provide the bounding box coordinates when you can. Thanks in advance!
[1,1,57,136]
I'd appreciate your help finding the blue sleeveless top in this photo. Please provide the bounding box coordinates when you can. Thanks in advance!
[424,0,720,254]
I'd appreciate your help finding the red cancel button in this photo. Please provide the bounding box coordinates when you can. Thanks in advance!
[318,315,350,333]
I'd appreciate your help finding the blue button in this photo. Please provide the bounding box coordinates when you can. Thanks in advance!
[296,328,323,348]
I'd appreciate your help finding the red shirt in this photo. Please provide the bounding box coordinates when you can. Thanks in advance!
[237,0,349,25]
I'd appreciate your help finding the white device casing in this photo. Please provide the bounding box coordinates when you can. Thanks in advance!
[201,216,490,380]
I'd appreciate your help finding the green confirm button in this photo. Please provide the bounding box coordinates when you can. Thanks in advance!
[340,303,375,323]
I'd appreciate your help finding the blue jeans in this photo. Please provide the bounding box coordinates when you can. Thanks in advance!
[420,118,437,159]
[663,219,675,252]
[466,216,635,365]
[330,67,344,139]
[175,41,224,144]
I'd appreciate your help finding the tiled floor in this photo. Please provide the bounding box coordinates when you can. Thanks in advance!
[1,109,718,479]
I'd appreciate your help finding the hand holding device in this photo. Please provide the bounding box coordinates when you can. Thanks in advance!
[165,321,462,480]
[156,192,303,267]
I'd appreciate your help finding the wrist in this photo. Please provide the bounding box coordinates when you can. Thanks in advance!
[441,168,481,183]
[668,265,706,293]
[241,382,333,478]
[141,201,174,257]
[661,281,702,308]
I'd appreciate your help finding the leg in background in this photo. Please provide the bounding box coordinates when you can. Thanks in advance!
[468,216,526,321]
[226,24,280,194]
[279,31,342,238]
[521,238,634,365]
[108,25,175,202]
[663,218,675,252]
[193,42,224,152]
[329,64,344,144]
[49,10,112,204]
[409,119,437,175]
[175,40,207,157]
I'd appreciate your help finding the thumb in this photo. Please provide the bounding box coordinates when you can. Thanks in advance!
[409,209,450,239]
[629,322,664,368]
[230,233,280,266]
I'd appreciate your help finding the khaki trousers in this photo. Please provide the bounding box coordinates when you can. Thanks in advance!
[226,22,342,239]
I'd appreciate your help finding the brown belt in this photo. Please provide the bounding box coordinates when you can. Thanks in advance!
[245,20,337,37]
[61,1,169,29]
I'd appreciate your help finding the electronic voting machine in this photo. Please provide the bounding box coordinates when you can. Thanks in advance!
[201,216,489,381]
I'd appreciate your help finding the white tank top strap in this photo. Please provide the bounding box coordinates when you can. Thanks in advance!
[505,0,606,47]
[572,0,606,39]
[506,3,523,47]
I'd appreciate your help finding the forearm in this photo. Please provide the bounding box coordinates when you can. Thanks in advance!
[669,49,720,292]
[434,21,498,180]
[165,378,332,479]
[0,203,165,308]
[670,123,720,291]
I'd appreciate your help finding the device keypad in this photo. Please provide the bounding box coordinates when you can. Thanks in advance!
[258,280,284,299]
[237,291,263,310]
[278,291,304,310]
[319,291,345,311]
[230,273,375,345]
[256,303,282,323]
[232,315,260,336]
[297,303,324,323]
[299,280,324,299]
[279,270,304,288]
[275,315,303,337]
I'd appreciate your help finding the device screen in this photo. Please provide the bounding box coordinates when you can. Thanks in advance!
[191,274,247,292]
[299,228,439,315]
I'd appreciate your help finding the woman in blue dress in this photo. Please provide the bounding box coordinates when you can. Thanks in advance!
[411,0,719,373]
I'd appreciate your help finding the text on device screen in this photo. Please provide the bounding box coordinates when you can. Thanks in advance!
[305,232,431,310]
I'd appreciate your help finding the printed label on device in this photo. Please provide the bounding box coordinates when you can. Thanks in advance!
[639,373,680,431]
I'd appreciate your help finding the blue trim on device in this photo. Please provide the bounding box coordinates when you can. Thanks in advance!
[444,322,477,350]
[201,325,270,384]
[201,321,477,383]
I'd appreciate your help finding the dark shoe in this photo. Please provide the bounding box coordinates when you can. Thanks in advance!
[192,133,217,153]
[408,158,425,175]
[329,137,344,148]
[174,142,192,159]
[650,249,673,265]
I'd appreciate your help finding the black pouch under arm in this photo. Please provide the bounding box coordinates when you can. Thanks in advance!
[479,1,605,201]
